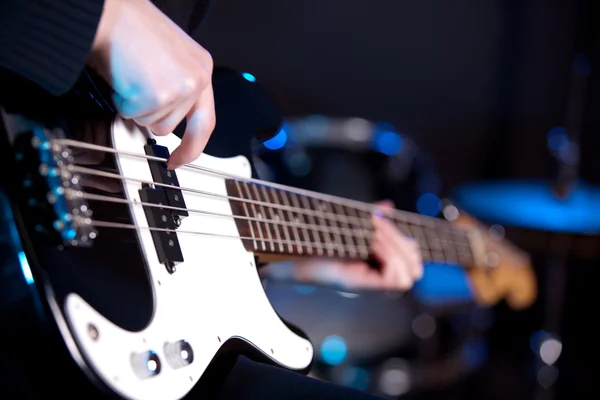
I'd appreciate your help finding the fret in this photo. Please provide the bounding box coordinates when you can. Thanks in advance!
[277,190,304,254]
[444,252,459,264]
[321,201,348,258]
[249,184,276,252]
[430,250,446,262]
[406,213,422,226]
[289,193,314,255]
[459,252,474,265]
[436,228,455,248]
[357,208,375,246]
[422,227,443,253]
[226,178,478,266]
[343,205,370,259]
[239,182,268,251]
[233,180,259,250]
[257,185,284,252]
[391,212,477,265]
[440,241,458,262]
[422,217,437,230]
[443,229,471,263]
[392,218,414,238]
[423,223,441,243]
[301,196,332,256]
[408,224,427,250]
[270,188,294,253]
[317,199,346,257]
[420,247,433,262]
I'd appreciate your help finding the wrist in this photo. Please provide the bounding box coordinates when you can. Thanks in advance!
[88,0,123,72]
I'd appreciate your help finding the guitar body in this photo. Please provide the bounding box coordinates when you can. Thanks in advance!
[0,68,536,400]
[0,107,312,399]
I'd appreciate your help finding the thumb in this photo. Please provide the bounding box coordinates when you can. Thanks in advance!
[167,87,216,169]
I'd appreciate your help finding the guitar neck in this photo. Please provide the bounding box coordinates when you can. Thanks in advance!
[226,179,478,266]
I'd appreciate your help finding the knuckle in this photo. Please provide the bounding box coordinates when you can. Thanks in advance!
[150,122,173,136]
[180,78,198,97]
[205,113,216,133]
[182,69,211,97]
[200,48,214,72]
[399,279,414,291]
[155,90,175,107]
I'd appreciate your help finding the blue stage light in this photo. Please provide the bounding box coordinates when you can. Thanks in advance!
[263,127,288,150]
[416,193,440,216]
[18,251,34,284]
[372,130,403,156]
[241,72,256,82]
[321,335,348,365]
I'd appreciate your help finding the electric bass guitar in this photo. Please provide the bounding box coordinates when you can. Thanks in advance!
[0,72,536,400]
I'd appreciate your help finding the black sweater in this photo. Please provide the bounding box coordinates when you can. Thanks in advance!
[0,0,213,98]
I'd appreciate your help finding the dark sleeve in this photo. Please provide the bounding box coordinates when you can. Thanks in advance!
[0,0,105,97]
[153,0,215,34]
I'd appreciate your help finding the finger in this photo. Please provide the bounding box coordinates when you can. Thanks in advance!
[384,220,423,280]
[132,85,198,134]
[132,100,181,132]
[378,217,423,280]
[113,82,180,122]
[373,216,416,289]
[374,199,395,211]
[373,200,417,286]
[342,263,390,290]
[372,237,401,289]
[167,85,215,169]
[148,94,198,137]
[405,237,424,280]
[372,227,410,289]
[373,236,414,290]
[112,91,145,120]
[392,235,423,280]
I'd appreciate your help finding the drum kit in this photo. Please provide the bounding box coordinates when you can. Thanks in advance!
[256,111,597,398]
[256,116,497,396]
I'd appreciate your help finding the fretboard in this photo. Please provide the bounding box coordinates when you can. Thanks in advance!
[225,179,475,265]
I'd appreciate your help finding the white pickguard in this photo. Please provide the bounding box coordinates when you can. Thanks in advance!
[62,117,314,400]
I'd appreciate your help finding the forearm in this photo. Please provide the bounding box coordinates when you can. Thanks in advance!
[259,262,297,281]
[0,0,105,96]
[260,260,346,287]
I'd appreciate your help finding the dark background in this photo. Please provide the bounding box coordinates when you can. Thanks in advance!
[194,0,600,190]
[194,1,598,399]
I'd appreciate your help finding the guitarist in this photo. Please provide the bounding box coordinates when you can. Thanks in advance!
[0,0,423,399]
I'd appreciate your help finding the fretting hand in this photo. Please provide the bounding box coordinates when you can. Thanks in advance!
[264,201,424,291]
[88,0,215,169]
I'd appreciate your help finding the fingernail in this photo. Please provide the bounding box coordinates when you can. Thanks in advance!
[373,210,384,218]
[166,160,180,170]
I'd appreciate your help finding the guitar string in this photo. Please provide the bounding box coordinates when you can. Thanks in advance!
[66,164,473,254]
[50,139,473,259]
[69,164,379,227]
[76,190,373,240]
[74,190,473,260]
[87,219,370,256]
[84,218,469,263]
[64,162,471,247]
[53,138,468,238]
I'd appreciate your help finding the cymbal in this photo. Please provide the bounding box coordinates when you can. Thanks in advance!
[453,180,600,258]
[453,180,600,234]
